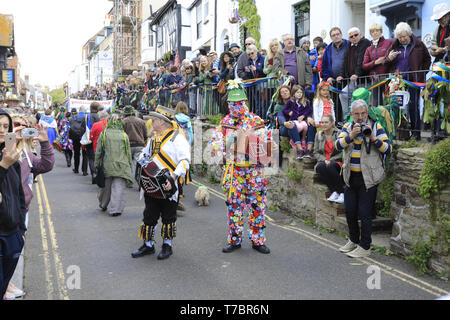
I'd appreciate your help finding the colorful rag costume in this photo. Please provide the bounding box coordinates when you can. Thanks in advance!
[209,80,273,247]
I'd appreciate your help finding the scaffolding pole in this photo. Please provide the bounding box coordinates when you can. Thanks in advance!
[111,0,142,79]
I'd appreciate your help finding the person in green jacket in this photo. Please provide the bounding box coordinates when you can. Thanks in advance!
[95,114,133,217]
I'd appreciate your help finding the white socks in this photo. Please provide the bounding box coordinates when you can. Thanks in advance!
[145,241,154,248]
[163,239,172,247]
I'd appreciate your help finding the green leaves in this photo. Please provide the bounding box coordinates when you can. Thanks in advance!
[418,139,450,200]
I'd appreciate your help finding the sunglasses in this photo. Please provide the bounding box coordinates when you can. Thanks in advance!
[349,34,359,39]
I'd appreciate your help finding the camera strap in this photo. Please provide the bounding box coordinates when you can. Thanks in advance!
[363,136,371,155]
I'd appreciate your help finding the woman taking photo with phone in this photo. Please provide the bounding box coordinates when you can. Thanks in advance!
[2,114,55,300]
[0,109,27,300]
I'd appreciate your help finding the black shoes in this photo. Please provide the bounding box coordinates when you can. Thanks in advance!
[99,205,107,212]
[222,243,241,253]
[131,244,155,258]
[109,212,122,217]
[82,172,88,176]
[252,244,271,254]
[73,169,79,174]
[157,244,173,260]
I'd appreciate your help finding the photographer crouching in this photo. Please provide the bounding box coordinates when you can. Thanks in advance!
[335,100,392,258]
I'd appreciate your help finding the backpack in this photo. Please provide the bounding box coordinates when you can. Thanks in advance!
[69,115,85,138]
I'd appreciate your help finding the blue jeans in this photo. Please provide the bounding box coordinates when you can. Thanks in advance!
[0,231,25,297]
[307,125,316,145]
[280,126,301,145]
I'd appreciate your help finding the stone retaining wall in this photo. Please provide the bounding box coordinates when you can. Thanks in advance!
[189,122,448,274]
[390,148,450,275]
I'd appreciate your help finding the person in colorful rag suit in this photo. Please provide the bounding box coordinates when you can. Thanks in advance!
[209,80,275,254]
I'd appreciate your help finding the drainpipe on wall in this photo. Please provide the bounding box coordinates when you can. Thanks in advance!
[214,0,218,51]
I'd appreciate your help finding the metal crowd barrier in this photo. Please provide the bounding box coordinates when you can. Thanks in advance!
[328,69,442,141]
[153,77,280,119]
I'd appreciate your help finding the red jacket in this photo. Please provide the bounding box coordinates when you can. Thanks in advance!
[362,37,395,76]
[90,118,107,151]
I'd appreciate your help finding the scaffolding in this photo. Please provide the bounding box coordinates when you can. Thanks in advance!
[110,0,142,78]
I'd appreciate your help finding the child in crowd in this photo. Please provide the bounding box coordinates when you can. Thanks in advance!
[282,85,312,155]
[313,82,336,129]
[316,42,328,80]
[174,101,193,145]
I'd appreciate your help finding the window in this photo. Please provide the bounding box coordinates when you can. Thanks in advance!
[204,0,209,22]
[196,2,203,39]
[294,1,310,46]
[148,24,154,47]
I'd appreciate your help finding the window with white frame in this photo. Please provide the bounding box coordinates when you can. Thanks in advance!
[204,0,209,22]
[148,24,154,47]
[196,1,202,39]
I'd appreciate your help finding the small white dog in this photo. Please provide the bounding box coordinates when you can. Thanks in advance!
[195,186,210,206]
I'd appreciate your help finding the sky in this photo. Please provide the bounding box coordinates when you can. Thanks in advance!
[1,0,113,89]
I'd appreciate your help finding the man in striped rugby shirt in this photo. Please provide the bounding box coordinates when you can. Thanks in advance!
[335,99,392,258]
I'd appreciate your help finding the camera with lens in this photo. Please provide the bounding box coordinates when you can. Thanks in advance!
[360,123,372,137]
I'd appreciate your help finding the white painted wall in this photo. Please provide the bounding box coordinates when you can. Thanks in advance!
[141,0,167,68]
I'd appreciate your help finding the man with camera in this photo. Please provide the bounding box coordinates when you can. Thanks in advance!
[335,99,392,258]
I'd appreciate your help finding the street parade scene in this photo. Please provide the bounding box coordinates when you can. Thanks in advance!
[0,0,450,308]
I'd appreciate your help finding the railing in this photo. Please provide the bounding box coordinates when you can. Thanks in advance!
[110,70,447,143]
[328,69,441,141]
[141,77,280,119]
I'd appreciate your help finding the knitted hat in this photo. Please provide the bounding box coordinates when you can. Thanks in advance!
[299,37,310,48]
[226,80,248,102]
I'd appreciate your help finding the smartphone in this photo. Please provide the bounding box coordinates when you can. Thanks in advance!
[4,132,16,150]
[21,128,39,138]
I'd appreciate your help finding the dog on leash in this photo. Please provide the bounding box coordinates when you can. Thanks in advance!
[195,186,210,206]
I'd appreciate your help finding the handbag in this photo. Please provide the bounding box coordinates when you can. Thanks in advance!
[217,80,227,95]
[80,115,92,145]
[94,131,106,188]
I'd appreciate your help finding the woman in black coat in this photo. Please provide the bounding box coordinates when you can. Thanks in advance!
[0,109,27,298]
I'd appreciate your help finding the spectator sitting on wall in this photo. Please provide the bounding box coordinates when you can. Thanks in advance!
[314,114,344,204]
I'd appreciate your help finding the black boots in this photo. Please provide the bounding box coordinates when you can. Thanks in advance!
[157,244,173,260]
[252,244,271,254]
[131,244,155,258]
[222,243,241,253]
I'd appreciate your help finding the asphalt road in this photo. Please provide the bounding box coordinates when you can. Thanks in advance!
[22,151,450,300]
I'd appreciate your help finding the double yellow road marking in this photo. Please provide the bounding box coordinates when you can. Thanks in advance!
[35,175,69,300]
[192,178,449,298]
